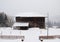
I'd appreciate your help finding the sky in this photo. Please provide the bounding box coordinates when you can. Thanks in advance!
[0,0,60,22]
[0,1,60,42]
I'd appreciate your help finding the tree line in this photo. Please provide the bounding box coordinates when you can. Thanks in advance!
[0,12,60,28]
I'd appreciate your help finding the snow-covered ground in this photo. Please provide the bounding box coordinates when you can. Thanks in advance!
[0,27,60,42]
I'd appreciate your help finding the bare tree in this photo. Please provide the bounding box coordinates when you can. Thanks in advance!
[7,15,14,27]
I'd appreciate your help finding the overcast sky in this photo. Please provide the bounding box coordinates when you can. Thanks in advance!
[0,0,60,22]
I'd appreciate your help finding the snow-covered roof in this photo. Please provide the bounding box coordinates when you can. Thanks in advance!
[14,12,47,17]
[13,22,29,27]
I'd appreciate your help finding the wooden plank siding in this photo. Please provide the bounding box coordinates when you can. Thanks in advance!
[39,35,60,39]
[0,35,24,39]
[16,17,45,29]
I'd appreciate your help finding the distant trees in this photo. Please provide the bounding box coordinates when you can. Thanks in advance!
[7,15,14,27]
[0,12,60,28]
[53,22,60,28]
[46,20,60,28]
[46,20,53,27]
[0,12,14,27]
[0,12,9,27]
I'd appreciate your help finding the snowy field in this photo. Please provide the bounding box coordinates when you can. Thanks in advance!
[0,27,60,42]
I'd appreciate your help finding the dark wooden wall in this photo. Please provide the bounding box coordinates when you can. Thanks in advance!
[16,17,45,29]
